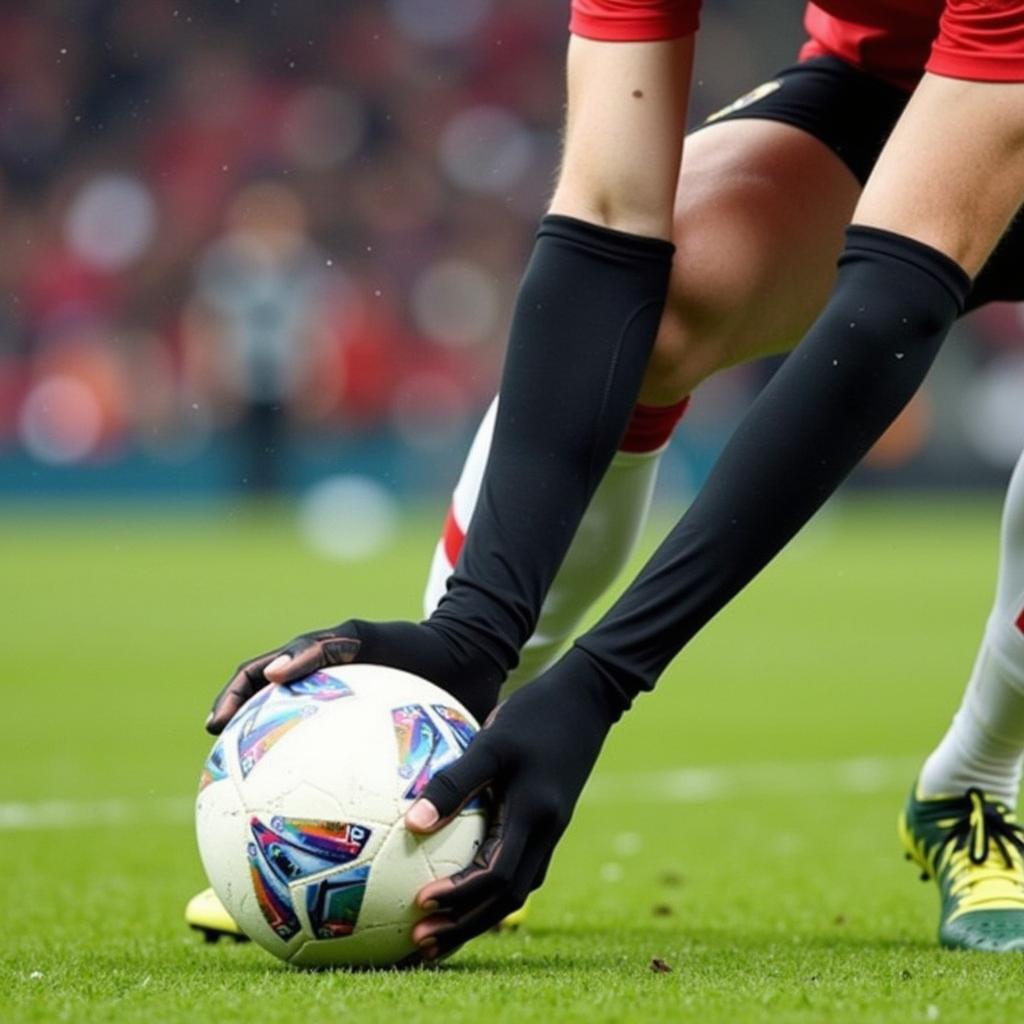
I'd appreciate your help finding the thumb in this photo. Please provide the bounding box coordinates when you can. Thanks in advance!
[406,739,500,833]
[406,799,442,832]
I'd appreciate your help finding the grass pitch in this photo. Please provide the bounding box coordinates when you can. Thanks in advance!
[3,495,1021,1023]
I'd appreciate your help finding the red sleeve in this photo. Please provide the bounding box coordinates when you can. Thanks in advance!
[569,0,700,42]
[927,0,1024,83]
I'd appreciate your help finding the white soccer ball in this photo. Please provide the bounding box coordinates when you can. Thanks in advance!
[195,664,485,967]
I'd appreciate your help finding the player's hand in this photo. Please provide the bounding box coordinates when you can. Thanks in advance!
[206,619,505,734]
[403,648,626,960]
[205,623,364,734]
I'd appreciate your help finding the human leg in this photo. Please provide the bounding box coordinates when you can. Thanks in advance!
[919,452,1024,807]
[425,112,863,690]
[571,73,1024,699]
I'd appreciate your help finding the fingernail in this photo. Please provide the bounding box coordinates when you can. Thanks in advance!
[417,937,439,958]
[420,899,439,913]
[407,801,439,830]
[265,655,290,677]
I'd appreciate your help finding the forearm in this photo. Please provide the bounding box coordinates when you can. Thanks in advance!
[428,36,692,681]
[574,226,970,704]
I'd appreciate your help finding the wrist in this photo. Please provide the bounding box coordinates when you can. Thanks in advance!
[352,618,505,724]
[548,645,634,729]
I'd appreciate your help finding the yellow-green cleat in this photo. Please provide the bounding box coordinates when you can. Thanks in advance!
[185,887,249,944]
[899,785,1024,951]
[494,898,530,931]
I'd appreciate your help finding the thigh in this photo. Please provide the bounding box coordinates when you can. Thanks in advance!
[856,73,1024,275]
[639,116,862,401]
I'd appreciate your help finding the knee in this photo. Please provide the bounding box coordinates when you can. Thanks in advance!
[638,269,736,405]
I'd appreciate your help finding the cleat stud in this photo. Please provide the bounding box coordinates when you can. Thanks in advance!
[203,931,219,944]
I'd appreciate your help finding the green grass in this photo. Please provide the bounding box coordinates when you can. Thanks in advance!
[2,496,1020,1023]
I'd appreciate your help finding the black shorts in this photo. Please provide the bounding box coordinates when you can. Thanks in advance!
[697,56,1023,311]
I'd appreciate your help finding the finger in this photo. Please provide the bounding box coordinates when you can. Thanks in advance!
[406,739,500,832]
[530,848,555,893]
[263,654,293,682]
[415,829,550,955]
[414,895,517,960]
[265,634,361,683]
[411,912,452,947]
[415,799,519,915]
[424,796,557,922]
[405,799,442,833]
[205,653,278,734]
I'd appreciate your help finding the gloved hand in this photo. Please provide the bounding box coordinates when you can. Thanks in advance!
[205,618,505,733]
[403,646,629,960]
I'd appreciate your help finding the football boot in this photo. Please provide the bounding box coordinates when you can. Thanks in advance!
[900,785,1024,951]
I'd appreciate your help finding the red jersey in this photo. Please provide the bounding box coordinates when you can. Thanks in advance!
[569,0,700,42]
[804,0,1024,88]
[801,0,942,89]
[569,0,1024,86]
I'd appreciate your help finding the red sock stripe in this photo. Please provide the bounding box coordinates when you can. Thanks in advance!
[441,398,689,568]
[442,505,466,568]
[619,397,690,454]
[1016,606,1024,635]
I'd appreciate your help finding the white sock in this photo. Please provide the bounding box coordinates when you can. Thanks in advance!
[424,398,670,695]
[919,450,1024,806]
[423,399,497,620]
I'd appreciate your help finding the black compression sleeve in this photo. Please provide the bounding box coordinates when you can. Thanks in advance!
[428,214,675,677]
[573,226,971,707]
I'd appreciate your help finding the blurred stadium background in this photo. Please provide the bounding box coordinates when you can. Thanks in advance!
[3,0,1023,546]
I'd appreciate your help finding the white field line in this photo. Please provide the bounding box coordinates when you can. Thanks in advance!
[584,754,921,804]
[0,796,194,832]
[0,755,920,832]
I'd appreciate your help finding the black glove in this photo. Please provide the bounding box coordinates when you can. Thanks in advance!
[206,618,505,734]
[403,645,629,960]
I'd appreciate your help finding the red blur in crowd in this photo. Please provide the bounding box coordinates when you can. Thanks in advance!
[0,0,562,465]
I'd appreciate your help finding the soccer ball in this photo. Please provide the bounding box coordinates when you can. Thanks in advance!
[195,664,485,967]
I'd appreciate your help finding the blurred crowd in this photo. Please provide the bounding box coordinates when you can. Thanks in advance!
[0,0,1022,493]
[0,0,568,482]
